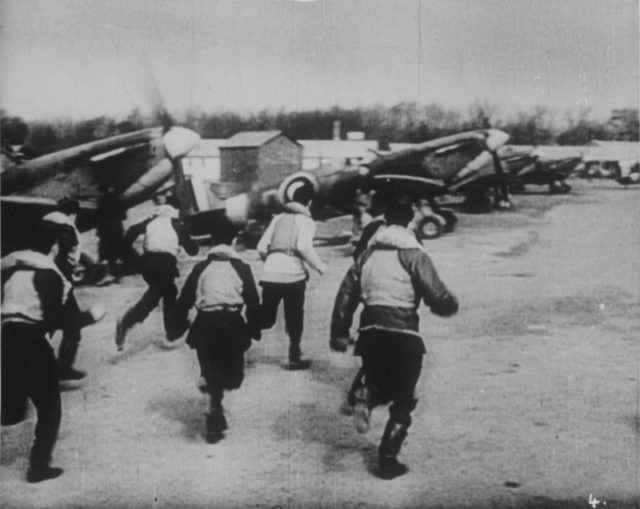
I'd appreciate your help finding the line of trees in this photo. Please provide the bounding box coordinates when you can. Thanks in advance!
[2,103,637,157]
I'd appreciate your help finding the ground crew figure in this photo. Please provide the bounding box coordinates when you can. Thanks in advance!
[175,219,261,443]
[330,194,458,480]
[43,198,91,381]
[257,181,327,370]
[95,187,129,282]
[1,223,102,483]
[115,196,198,350]
[351,188,373,245]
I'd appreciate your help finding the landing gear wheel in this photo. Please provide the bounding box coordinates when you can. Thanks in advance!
[549,182,570,194]
[438,210,458,233]
[417,216,443,240]
[559,182,571,193]
[495,198,512,210]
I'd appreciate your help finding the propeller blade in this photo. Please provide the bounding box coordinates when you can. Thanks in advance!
[162,127,201,217]
[140,62,174,132]
[163,127,200,160]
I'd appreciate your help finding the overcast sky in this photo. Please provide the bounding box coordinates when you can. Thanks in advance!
[0,0,638,121]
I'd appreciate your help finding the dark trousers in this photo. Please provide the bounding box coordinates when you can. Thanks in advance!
[356,329,424,427]
[1,324,61,467]
[197,346,244,404]
[121,252,179,336]
[259,280,306,360]
[189,311,248,405]
[58,292,82,371]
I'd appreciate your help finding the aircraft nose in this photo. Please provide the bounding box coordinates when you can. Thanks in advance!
[486,129,510,151]
[163,127,201,159]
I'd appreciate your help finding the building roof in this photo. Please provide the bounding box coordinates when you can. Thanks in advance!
[587,139,640,149]
[298,139,379,161]
[222,130,299,148]
[185,139,227,157]
[583,142,640,163]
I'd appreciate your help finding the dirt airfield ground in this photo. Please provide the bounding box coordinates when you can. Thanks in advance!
[1,179,639,509]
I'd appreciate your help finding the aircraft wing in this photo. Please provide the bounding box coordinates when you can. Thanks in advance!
[365,129,509,183]
[1,195,65,253]
[370,174,448,198]
[1,128,163,196]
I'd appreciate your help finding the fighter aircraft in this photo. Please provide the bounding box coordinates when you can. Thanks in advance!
[187,128,511,242]
[579,140,640,182]
[359,129,512,238]
[502,145,583,194]
[1,124,200,260]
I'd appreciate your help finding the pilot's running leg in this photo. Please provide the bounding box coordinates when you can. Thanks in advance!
[259,280,310,370]
[340,366,365,416]
[378,339,422,480]
[357,329,423,480]
[115,285,163,350]
[160,278,183,342]
[57,293,85,381]
[204,368,227,444]
[58,292,105,380]
[2,323,64,483]
[282,280,311,370]
[196,328,245,444]
[116,252,180,350]
[258,282,284,331]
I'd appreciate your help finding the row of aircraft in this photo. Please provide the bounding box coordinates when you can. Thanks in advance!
[1,115,637,274]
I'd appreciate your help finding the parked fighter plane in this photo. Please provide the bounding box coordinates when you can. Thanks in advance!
[616,161,640,185]
[579,140,640,182]
[491,145,582,194]
[187,128,511,242]
[360,129,511,238]
[1,125,200,258]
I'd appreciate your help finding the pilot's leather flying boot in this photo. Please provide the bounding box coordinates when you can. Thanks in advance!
[27,451,64,484]
[377,420,409,480]
[115,317,127,351]
[205,413,223,444]
[58,342,87,381]
[287,344,312,370]
[27,464,64,483]
[205,398,228,444]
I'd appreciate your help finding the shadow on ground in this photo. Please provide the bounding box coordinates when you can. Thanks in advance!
[147,393,205,441]
[272,401,375,474]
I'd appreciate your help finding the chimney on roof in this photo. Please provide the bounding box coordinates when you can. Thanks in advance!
[333,120,341,141]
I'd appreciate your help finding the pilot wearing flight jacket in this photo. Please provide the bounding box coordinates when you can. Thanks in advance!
[257,181,327,370]
[330,193,458,480]
[174,218,261,444]
[115,195,198,350]
[1,223,103,483]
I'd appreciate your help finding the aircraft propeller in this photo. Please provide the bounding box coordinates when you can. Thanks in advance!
[484,129,512,209]
[146,71,201,214]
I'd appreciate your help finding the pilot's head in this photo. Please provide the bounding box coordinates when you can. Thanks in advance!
[211,215,238,246]
[384,192,414,227]
[58,198,80,219]
[288,181,314,207]
[165,195,182,211]
[32,222,75,258]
